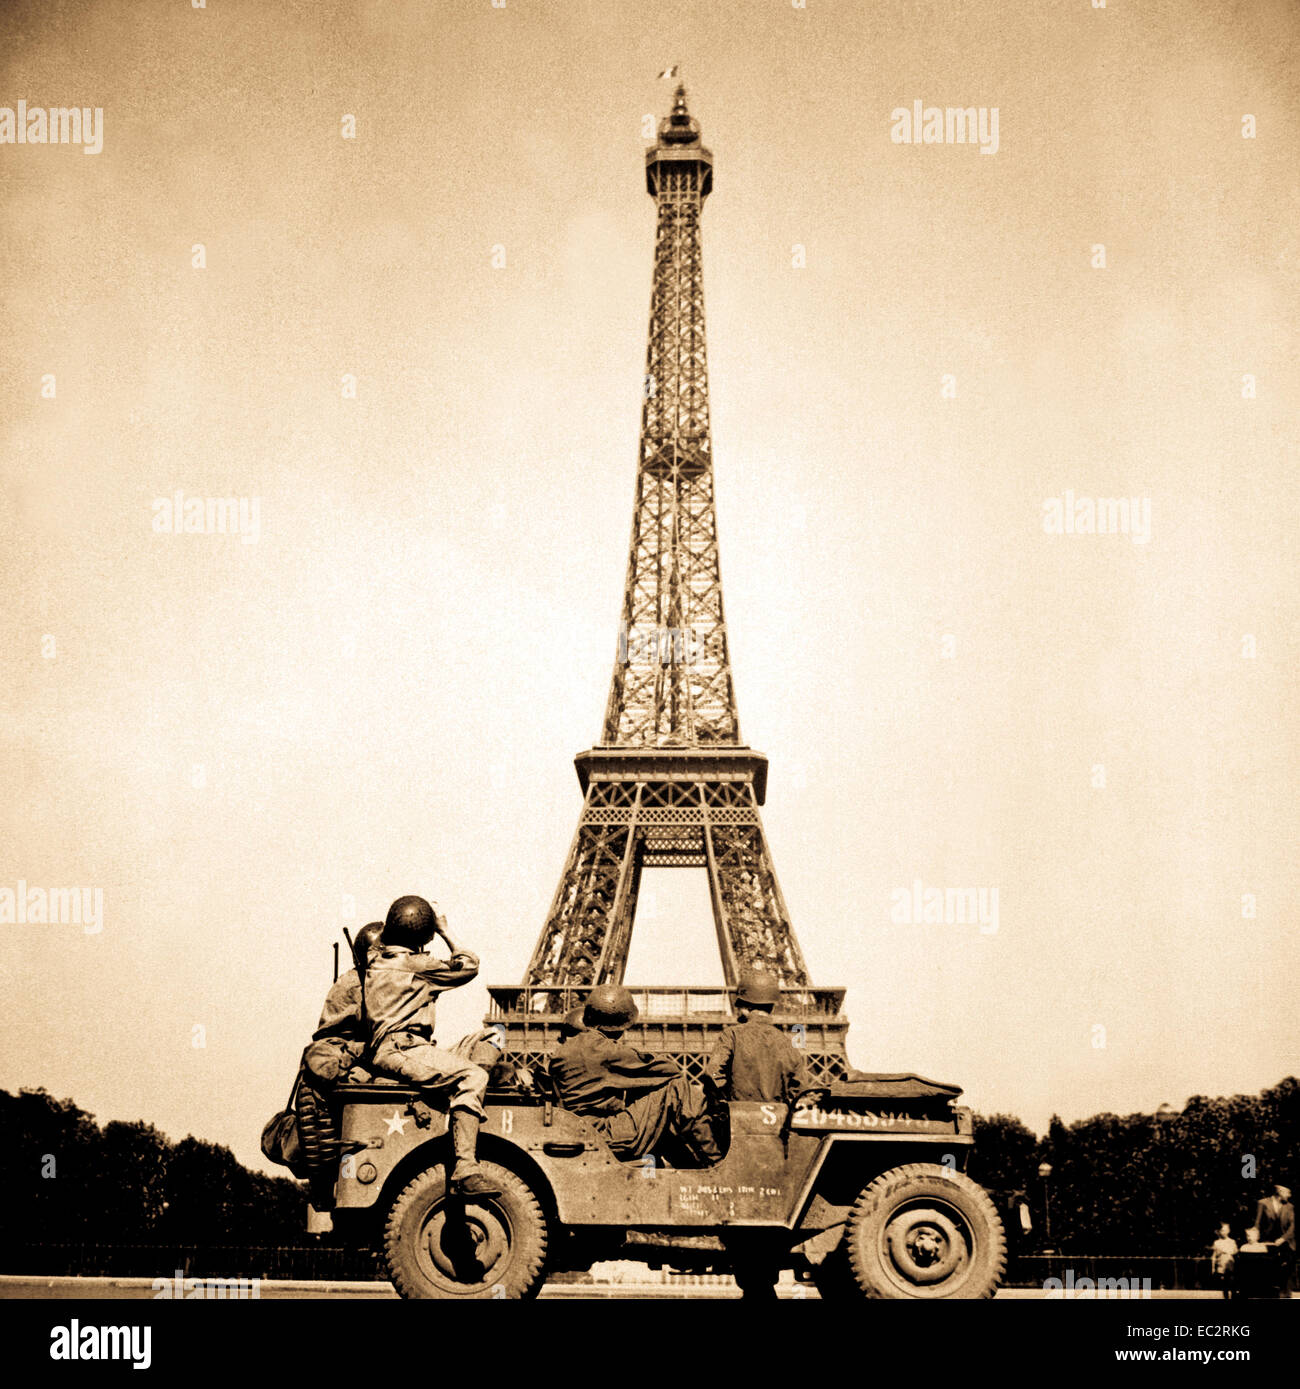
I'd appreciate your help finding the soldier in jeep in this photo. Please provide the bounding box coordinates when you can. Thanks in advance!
[550,985,722,1166]
[304,921,384,1084]
[706,969,809,1104]
[556,1005,587,1041]
[365,895,499,1198]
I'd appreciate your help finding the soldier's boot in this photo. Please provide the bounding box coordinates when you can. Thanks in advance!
[679,1112,724,1167]
[448,1110,500,1199]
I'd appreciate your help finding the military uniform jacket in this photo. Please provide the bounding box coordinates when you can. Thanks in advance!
[313,968,363,1041]
[706,1016,808,1102]
[364,945,479,1050]
[550,1030,679,1117]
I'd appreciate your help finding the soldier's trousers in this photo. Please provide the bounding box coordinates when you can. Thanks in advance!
[372,1034,488,1121]
[595,1075,718,1163]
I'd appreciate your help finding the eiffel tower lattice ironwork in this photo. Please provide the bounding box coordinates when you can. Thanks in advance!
[487,87,849,1082]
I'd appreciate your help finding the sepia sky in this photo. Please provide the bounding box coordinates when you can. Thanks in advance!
[1,0,1297,1173]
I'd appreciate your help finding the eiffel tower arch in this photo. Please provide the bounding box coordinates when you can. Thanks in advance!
[487,87,849,1083]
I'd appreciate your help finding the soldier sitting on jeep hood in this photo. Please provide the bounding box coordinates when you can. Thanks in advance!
[365,895,500,1198]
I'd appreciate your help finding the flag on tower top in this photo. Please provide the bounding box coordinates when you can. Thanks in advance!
[657,65,679,80]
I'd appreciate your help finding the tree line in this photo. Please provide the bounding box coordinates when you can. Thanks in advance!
[0,1088,303,1256]
[971,1076,1299,1255]
[3,1077,1295,1264]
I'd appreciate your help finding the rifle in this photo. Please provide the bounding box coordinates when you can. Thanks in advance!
[341,924,373,1062]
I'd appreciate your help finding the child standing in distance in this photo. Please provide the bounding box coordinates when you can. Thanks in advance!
[1210,1222,1238,1300]
[1235,1226,1274,1299]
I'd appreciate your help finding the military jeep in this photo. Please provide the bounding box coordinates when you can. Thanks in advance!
[306,1057,1006,1300]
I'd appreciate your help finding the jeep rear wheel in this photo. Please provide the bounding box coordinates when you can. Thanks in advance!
[384,1163,548,1300]
[844,1162,1006,1299]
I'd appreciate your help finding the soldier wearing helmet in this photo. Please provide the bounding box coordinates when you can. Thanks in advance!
[549,985,721,1166]
[303,921,385,1086]
[365,895,498,1198]
[705,969,808,1104]
[556,1005,587,1041]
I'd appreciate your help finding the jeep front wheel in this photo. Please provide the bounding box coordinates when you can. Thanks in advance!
[384,1162,548,1299]
[844,1162,1006,1299]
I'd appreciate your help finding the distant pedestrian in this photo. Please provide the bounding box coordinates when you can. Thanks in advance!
[1235,1227,1274,1299]
[1253,1183,1295,1295]
[1210,1223,1237,1300]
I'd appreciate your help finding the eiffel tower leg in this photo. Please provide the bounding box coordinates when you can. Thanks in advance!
[526,784,636,990]
[598,849,643,987]
[703,822,741,987]
[705,797,809,988]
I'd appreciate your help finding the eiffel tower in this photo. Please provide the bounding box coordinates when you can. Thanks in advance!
[487,86,849,1083]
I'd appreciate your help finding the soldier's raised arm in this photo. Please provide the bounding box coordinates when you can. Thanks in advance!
[412,948,480,991]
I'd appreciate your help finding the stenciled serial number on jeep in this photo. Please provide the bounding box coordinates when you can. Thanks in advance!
[790,1106,952,1132]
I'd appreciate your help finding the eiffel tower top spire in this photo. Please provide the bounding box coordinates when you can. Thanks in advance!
[603,84,733,748]
[661,83,701,143]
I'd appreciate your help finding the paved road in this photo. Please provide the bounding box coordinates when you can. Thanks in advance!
[0,1275,1242,1300]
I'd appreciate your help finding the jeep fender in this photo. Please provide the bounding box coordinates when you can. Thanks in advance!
[786,1108,975,1233]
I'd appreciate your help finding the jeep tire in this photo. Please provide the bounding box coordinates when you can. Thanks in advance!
[843,1162,1006,1299]
[295,1081,340,1171]
[384,1162,548,1299]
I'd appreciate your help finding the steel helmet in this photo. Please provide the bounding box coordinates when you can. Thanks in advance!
[583,985,639,1029]
[383,895,437,949]
[736,970,780,1008]
[352,921,384,972]
[561,1006,587,1033]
